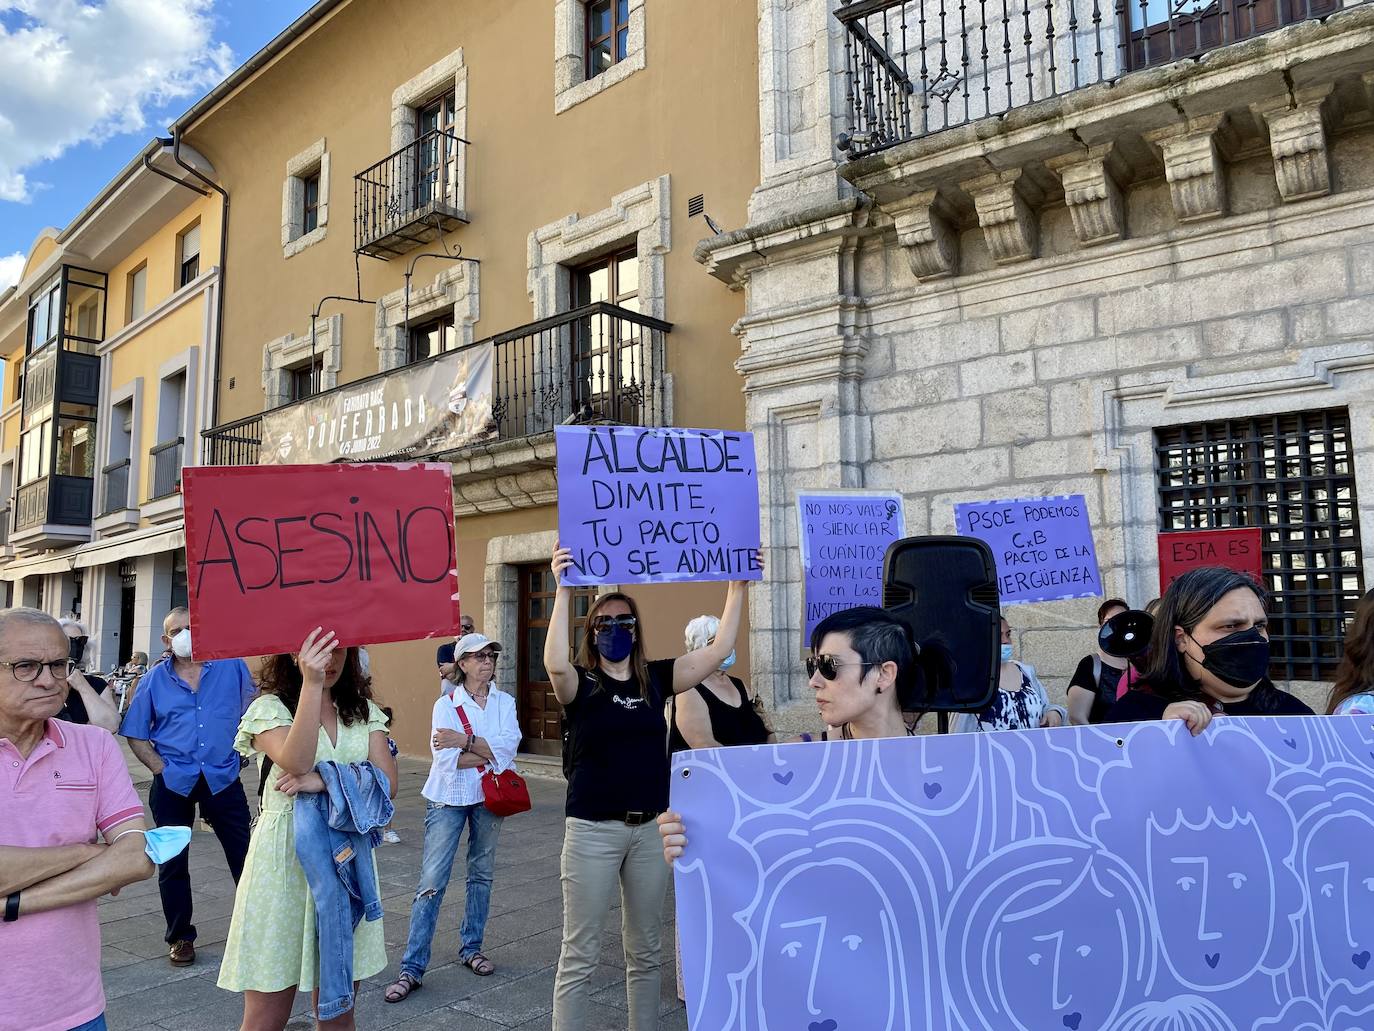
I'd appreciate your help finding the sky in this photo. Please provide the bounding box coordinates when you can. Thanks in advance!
[0,0,317,292]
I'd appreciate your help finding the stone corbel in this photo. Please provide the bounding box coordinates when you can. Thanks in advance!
[960,170,1040,265]
[1046,145,1127,246]
[1252,85,1333,203]
[1144,114,1237,223]
[887,190,959,280]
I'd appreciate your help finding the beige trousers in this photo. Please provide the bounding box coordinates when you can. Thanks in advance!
[552,817,670,1030]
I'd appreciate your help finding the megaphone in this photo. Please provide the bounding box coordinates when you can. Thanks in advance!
[1098,609,1154,659]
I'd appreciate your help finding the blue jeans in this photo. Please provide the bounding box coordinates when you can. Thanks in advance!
[400,801,503,979]
[69,1015,107,1031]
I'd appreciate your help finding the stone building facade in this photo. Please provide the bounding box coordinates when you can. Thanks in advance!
[703,0,1374,723]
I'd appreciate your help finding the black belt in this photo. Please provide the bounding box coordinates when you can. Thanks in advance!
[614,810,661,826]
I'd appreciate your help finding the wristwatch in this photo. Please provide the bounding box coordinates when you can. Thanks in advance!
[4,891,19,922]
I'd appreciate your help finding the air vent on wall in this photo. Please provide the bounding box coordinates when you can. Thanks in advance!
[687,193,705,217]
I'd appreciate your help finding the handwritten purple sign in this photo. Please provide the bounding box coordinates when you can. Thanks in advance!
[798,491,904,641]
[555,425,762,586]
[671,716,1374,1031]
[955,493,1102,605]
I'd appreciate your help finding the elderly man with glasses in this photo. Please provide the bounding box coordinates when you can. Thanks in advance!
[0,607,154,1031]
[384,632,522,1003]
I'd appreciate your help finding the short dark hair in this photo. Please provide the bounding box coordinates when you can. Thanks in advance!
[810,605,954,712]
[1140,566,1268,702]
[1096,598,1129,625]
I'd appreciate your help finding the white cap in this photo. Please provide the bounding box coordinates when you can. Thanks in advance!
[455,632,502,657]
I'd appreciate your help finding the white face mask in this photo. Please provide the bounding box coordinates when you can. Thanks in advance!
[171,628,193,659]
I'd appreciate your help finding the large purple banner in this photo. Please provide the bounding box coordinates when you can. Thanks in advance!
[671,716,1374,1030]
[555,425,762,586]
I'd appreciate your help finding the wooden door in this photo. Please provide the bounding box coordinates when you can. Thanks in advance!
[517,564,595,755]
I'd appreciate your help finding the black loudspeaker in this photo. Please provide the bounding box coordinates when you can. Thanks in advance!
[1098,610,1155,659]
[882,535,1001,713]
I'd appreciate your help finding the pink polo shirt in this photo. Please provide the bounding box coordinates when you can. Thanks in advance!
[0,720,145,1031]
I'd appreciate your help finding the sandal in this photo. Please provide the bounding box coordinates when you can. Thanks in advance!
[383,972,421,1003]
[463,952,495,976]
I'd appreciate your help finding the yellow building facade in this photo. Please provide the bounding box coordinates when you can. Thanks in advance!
[178,0,760,756]
[0,142,224,669]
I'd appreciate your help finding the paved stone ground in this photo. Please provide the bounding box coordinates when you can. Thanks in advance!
[99,750,689,1030]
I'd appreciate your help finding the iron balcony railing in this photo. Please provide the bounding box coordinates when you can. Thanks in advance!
[354,128,470,259]
[149,438,183,500]
[203,302,670,467]
[835,0,1354,155]
[100,458,131,516]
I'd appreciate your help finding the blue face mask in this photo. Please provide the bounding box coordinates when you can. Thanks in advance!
[719,650,736,671]
[1000,643,1015,663]
[596,626,634,663]
[143,826,192,864]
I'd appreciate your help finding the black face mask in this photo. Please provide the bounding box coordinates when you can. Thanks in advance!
[69,635,88,663]
[1191,626,1270,689]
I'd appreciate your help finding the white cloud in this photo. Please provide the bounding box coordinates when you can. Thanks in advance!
[0,250,22,290]
[0,1,233,203]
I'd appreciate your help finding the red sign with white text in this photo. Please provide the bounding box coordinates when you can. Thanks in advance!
[1157,527,1264,593]
[184,463,460,660]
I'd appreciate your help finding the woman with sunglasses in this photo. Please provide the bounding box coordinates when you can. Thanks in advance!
[545,545,749,1031]
[385,632,521,1003]
[658,605,954,863]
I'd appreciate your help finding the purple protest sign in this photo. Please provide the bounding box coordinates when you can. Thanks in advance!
[555,425,762,586]
[672,717,1374,1031]
[797,490,904,641]
[954,493,1102,605]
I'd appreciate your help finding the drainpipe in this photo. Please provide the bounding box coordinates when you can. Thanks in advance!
[164,130,230,441]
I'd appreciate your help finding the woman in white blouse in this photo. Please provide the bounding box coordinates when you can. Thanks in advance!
[384,633,522,1003]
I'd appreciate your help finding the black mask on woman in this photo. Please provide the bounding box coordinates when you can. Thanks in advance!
[69,635,88,663]
[1191,626,1270,689]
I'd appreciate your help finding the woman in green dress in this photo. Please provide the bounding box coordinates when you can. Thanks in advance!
[217,628,397,1031]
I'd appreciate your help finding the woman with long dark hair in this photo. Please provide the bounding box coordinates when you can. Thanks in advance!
[544,546,749,1031]
[217,629,397,1031]
[1108,567,1313,733]
[1329,588,1374,715]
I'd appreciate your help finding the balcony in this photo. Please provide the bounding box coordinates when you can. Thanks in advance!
[354,129,469,259]
[100,459,131,516]
[203,302,670,511]
[144,437,185,524]
[835,0,1359,156]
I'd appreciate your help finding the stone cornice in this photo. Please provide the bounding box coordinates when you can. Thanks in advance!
[695,196,874,286]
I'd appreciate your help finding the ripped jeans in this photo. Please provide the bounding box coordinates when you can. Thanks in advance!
[399,801,503,980]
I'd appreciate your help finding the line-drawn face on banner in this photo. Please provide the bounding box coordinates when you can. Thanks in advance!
[275,430,295,462]
[947,842,1150,1031]
[1298,791,1374,991]
[754,860,914,1031]
[1146,811,1278,990]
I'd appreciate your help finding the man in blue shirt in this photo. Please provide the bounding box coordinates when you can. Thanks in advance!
[120,606,256,968]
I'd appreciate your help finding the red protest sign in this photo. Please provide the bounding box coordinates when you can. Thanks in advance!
[1157,527,1263,593]
[184,463,460,660]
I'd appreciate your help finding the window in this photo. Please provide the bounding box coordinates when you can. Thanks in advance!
[289,356,323,402]
[302,175,321,235]
[56,403,97,478]
[128,264,148,321]
[1154,408,1365,680]
[585,0,630,78]
[570,248,642,421]
[416,90,458,209]
[1127,0,1339,70]
[407,312,456,365]
[19,420,51,484]
[26,273,61,354]
[177,223,201,287]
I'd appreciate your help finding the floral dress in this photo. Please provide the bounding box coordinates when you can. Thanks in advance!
[217,694,390,994]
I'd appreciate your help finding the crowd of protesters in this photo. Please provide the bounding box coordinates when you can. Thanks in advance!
[5,549,1374,1030]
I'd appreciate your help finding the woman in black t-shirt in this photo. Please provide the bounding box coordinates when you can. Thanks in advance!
[1066,598,1130,725]
[545,545,750,1031]
[1107,566,1313,733]
[668,614,772,754]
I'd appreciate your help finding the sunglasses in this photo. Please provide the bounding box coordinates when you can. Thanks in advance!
[592,615,638,632]
[466,650,498,663]
[805,654,877,681]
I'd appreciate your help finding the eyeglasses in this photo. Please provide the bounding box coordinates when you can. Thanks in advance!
[592,616,637,632]
[0,659,77,683]
[805,654,877,681]
[467,650,498,663]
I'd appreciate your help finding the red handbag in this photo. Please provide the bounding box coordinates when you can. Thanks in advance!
[454,703,531,817]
